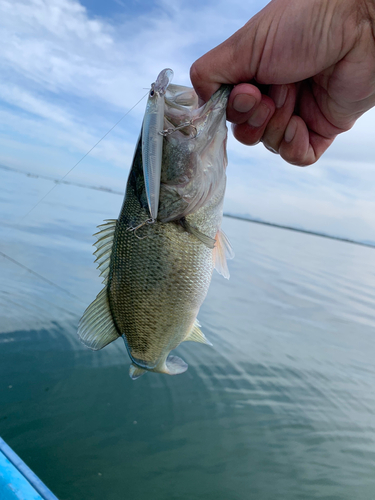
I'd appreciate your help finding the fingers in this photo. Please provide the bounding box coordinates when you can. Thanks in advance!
[227,83,262,123]
[229,83,336,165]
[190,28,257,103]
[264,83,335,165]
[231,95,275,146]
[279,116,335,166]
[228,83,275,146]
[190,58,222,105]
[190,42,237,103]
[262,84,295,153]
[191,50,337,165]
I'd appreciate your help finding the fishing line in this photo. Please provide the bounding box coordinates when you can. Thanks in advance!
[0,289,78,319]
[20,90,148,222]
[0,92,149,310]
[0,93,148,307]
[0,250,86,303]
[0,165,123,196]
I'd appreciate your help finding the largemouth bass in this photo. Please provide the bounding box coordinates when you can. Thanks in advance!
[78,69,233,379]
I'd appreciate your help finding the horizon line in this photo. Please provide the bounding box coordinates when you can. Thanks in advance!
[223,213,375,249]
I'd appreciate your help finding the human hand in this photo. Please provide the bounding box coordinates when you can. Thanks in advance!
[190,0,375,166]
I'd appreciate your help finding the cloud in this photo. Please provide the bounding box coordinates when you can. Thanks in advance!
[224,115,375,242]
[0,0,374,243]
[0,0,254,108]
[0,0,259,170]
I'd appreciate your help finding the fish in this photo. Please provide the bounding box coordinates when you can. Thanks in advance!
[77,69,234,380]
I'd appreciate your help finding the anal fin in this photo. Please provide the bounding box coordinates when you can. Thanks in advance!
[77,288,120,350]
[185,320,213,346]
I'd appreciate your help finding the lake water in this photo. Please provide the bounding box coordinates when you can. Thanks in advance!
[1,167,375,500]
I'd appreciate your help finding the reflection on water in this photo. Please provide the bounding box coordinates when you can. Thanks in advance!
[1,168,375,500]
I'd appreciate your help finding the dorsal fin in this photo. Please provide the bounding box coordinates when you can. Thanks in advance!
[77,219,119,350]
[93,219,117,284]
[213,229,234,279]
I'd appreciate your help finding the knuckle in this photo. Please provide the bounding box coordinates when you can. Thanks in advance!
[189,62,204,88]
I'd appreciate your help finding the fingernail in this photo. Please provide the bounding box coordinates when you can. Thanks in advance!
[248,104,270,128]
[284,119,297,143]
[233,94,257,113]
[264,143,278,154]
[270,84,288,109]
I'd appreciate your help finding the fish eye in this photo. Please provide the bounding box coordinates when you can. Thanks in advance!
[150,90,155,97]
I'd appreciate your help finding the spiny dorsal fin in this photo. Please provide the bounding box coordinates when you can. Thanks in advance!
[184,320,213,346]
[77,287,120,350]
[213,229,234,280]
[93,219,117,284]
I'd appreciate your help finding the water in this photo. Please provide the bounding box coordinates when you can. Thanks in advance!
[1,167,375,500]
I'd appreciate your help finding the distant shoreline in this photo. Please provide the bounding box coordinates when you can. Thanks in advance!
[223,213,375,249]
[2,163,374,250]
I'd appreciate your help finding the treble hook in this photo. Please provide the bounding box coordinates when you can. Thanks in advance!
[127,218,155,240]
[159,120,197,138]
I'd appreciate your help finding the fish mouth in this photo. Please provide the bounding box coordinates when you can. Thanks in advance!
[206,84,232,109]
[198,84,232,118]
[165,83,231,116]
[191,84,231,133]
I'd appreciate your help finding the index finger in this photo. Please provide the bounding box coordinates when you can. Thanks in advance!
[190,31,255,102]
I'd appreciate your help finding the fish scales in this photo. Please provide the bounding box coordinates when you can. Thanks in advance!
[109,139,221,365]
[78,70,233,379]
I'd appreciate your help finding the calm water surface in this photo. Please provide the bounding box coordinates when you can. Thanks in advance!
[1,168,375,500]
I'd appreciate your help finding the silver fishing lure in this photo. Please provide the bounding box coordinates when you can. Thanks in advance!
[142,68,174,220]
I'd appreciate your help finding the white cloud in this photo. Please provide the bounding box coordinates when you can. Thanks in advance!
[0,0,260,168]
[0,0,374,243]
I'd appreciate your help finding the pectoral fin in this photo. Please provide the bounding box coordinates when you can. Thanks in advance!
[213,229,234,279]
[180,218,216,249]
[129,364,147,380]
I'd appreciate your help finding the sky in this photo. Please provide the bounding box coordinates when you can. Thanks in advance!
[0,0,374,243]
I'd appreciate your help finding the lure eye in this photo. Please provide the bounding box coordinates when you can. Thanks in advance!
[150,90,155,97]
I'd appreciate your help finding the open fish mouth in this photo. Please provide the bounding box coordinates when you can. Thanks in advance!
[157,82,231,223]
[163,83,231,137]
